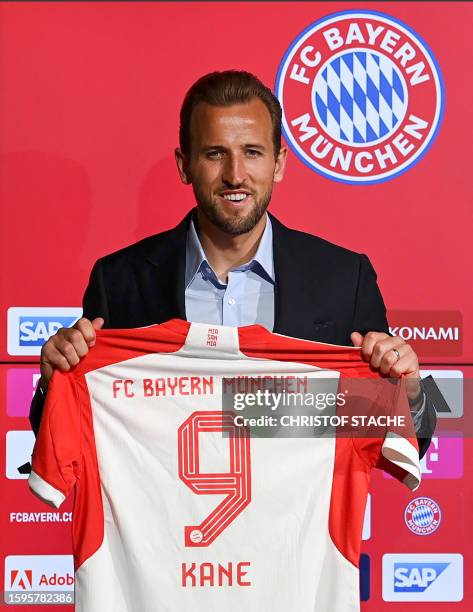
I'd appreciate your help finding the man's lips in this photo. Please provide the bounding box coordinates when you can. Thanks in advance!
[219,190,251,195]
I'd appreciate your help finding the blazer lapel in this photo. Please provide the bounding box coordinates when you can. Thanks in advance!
[270,213,322,340]
[143,210,194,323]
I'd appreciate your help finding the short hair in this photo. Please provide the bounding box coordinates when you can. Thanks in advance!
[179,70,282,157]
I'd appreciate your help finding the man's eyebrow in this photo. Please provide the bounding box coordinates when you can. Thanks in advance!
[201,144,225,149]
[199,144,267,152]
[201,144,266,149]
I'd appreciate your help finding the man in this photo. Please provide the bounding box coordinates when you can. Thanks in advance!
[30,70,435,454]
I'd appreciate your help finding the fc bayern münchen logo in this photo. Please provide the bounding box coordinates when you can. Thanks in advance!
[404,497,442,535]
[275,10,445,184]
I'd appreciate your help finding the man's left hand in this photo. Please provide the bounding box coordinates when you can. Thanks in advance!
[350,331,422,403]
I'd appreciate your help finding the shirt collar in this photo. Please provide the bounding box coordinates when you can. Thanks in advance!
[249,214,274,283]
[185,213,274,288]
[185,217,208,288]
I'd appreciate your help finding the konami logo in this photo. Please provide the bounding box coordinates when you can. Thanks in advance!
[390,327,459,341]
[388,310,462,357]
[4,555,74,593]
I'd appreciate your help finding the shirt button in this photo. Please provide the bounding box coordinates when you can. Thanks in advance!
[228,297,236,305]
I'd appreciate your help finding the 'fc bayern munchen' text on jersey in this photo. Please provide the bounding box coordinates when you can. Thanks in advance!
[29,319,421,612]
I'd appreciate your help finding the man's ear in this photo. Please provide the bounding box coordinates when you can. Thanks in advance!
[273,145,288,183]
[175,148,191,185]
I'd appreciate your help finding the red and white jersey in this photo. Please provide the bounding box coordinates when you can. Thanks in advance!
[29,319,420,612]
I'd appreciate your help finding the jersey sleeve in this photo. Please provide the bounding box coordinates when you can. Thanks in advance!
[353,377,421,491]
[28,371,82,508]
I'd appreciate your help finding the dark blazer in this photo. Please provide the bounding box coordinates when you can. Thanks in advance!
[30,210,435,454]
[81,210,389,342]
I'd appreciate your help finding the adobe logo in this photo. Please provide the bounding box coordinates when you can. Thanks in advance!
[9,569,33,590]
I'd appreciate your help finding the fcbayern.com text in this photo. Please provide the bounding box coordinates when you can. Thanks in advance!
[10,512,72,523]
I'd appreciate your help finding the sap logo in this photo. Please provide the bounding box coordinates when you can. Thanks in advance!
[19,318,75,346]
[8,307,82,356]
[383,554,463,601]
[394,563,448,592]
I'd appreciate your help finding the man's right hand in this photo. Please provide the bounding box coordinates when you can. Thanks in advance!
[39,317,104,390]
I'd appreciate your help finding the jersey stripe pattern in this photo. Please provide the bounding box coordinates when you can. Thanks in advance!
[29,319,420,612]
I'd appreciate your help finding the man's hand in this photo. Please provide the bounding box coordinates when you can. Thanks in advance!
[39,317,104,390]
[350,331,422,404]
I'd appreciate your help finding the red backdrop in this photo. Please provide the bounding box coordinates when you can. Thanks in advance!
[0,2,471,609]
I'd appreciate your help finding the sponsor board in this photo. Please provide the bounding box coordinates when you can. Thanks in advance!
[385,434,463,479]
[419,369,463,418]
[383,553,463,601]
[5,430,35,480]
[7,307,82,356]
[359,554,370,601]
[7,367,41,417]
[388,311,462,357]
[4,555,74,604]
[420,435,463,478]
[362,493,371,540]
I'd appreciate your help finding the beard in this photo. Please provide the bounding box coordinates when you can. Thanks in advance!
[192,187,273,236]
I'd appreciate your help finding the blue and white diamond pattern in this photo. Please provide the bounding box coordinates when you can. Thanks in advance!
[412,504,435,528]
[313,50,407,145]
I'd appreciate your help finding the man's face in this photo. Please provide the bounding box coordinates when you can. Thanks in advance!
[176,98,287,235]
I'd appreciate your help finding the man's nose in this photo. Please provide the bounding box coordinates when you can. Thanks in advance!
[222,154,247,186]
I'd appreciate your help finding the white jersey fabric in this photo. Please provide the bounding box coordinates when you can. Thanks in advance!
[29,319,421,611]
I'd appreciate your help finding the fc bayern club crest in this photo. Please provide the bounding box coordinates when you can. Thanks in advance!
[275,10,445,184]
[404,497,442,536]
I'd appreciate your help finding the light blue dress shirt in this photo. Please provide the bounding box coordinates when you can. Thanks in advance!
[184,214,427,420]
[185,215,275,330]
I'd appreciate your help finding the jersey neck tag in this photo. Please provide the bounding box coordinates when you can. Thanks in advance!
[179,323,240,358]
